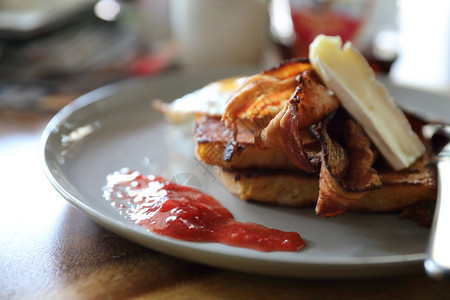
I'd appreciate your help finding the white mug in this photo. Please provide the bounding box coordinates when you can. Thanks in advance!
[170,0,268,68]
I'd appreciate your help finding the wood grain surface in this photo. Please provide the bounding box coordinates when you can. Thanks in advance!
[1,110,449,300]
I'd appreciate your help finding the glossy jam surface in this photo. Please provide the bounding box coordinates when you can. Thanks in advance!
[103,169,304,252]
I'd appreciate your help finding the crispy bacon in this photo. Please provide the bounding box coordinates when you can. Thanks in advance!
[221,60,381,215]
[222,59,312,132]
[316,116,382,217]
[215,58,436,218]
[261,57,312,79]
[255,70,339,173]
[223,75,298,132]
[263,100,319,173]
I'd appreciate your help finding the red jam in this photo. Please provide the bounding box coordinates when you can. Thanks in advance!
[103,169,304,252]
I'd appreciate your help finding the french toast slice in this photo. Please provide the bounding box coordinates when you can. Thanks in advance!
[217,156,436,213]
[195,115,437,214]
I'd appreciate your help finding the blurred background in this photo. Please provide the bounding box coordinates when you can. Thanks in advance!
[0,0,448,111]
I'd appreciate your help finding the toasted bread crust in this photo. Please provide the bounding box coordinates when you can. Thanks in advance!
[196,141,298,170]
[195,115,437,214]
[218,168,436,213]
[217,169,319,207]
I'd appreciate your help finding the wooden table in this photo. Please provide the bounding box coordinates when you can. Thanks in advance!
[1,109,450,300]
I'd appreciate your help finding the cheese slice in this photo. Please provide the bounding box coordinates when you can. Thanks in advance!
[309,35,425,170]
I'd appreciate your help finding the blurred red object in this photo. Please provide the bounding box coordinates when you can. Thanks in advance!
[127,46,174,77]
[286,0,372,57]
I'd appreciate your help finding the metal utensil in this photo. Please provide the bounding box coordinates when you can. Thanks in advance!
[424,124,450,279]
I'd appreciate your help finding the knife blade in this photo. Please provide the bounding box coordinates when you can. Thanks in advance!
[425,124,450,280]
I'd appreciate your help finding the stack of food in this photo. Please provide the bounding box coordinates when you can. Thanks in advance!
[158,35,436,224]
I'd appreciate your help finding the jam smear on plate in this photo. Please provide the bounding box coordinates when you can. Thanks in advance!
[103,169,304,252]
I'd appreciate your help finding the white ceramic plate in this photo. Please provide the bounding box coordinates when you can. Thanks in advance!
[41,69,450,278]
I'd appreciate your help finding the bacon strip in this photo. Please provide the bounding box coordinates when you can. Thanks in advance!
[316,116,382,217]
[222,75,298,132]
[261,57,312,79]
[222,59,312,133]
[255,70,339,173]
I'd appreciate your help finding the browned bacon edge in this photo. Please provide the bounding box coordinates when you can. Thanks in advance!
[316,112,383,217]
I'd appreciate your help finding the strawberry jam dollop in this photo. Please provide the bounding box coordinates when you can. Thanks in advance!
[103,169,304,252]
